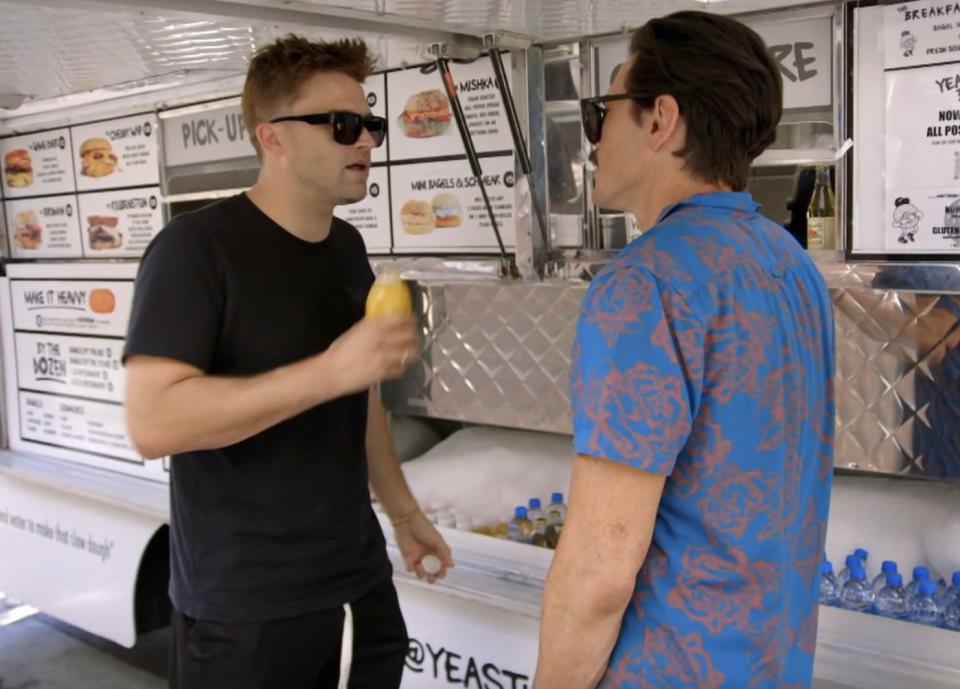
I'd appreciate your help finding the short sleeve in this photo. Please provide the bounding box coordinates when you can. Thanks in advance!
[123,219,223,371]
[570,266,704,474]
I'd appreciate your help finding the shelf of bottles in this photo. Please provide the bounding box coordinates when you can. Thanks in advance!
[821,548,960,632]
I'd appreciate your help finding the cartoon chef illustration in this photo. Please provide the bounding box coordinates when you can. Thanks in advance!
[900,30,918,57]
[893,196,923,244]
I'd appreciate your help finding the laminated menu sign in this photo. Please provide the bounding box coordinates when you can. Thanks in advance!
[333,166,391,252]
[1,128,76,198]
[4,194,83,258]
[15,333,124,404]
[391,155,515,251]
[884,59,960,249]
[10,280,133,337]
[884,0,960,70]
[365,74,388,165]
[77,188,163,257]
[387,56,513,161]
[18,390,139,463]
[71,114,160,191]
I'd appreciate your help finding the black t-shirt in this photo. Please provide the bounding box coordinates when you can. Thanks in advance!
[123,193,390,622]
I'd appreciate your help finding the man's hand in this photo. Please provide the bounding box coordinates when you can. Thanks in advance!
[394,512,454,584]
[324,315,420,395]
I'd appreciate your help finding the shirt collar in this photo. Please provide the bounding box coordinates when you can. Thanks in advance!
[655,191,760,225]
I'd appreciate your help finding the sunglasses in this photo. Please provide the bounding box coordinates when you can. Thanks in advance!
[270,112,387,147]
[580,93,651,145]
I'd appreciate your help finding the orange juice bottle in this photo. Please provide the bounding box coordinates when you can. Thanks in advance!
[365,267,412,318]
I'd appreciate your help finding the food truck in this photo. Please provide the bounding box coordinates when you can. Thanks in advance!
[0,0,958,687]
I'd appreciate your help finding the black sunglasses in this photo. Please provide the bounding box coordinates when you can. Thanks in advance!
[270,112,387,147]
[580,93,651,145]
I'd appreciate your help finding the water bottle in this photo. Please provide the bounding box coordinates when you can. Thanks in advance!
[943,571,960,608]
[872,560,898,593]
[906,566,931,601]
[909,580,943,626]
[508,506,534,544]
[819,561,841,606]
[838,554,864,587]
[945,593,960,630]
[527,498,548,547]
[874,573,910,620]
[840,565,875,612]
[547,492,567,525]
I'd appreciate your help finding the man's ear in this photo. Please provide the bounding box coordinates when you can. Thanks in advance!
[256,122,283,157]
[648,94,682,153]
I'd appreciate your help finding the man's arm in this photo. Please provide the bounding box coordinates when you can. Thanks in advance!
[125,314,417,459]
[366,390,453,582]
[534,454,665,689]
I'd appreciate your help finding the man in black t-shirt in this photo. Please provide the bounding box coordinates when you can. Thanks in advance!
[124,36,452,689]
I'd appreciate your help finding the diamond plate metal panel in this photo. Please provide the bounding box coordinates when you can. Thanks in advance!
[385,279,960,481]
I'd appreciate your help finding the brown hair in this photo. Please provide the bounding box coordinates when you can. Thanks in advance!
[626,11,782,190]
[242,35,376,156]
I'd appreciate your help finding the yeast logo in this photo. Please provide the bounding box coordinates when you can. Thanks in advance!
[405,638,530,689]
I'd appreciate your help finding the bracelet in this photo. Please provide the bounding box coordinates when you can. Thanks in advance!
[390,508,421,527]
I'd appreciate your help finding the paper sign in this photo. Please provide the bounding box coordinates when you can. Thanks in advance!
[4,195,83,258]
[391,155,516,252]
[15,333,124,404]
[10,279,133,337]
[885,0,960,70]
[333,166,391,252]
[1,128,76,198]
[72,114,160,191]
[76,188,164,258]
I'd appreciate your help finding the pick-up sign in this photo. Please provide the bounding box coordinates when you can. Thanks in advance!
[162,100,257,167]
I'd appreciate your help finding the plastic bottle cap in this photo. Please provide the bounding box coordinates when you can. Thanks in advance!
[845,554,861,567]
[887,573,903,587]
[821,561,833,575]
[422,554,442,575]
[850,565,866,581]
[854,548,869,561]
[914,566,930,581]
[552,492,564,503]
[515,506,528,519]
[881,560,897,574]
[529,498,541,509]
[918,580,937,596]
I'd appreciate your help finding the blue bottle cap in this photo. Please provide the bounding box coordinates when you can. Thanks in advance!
[914,566,930,581]
[886,573,903,588]
[551,492,564,503]
[854,548,869,561]
[881,560,897,574]
[514,506,528,519]
[821,561,834,575]
[918,579,937,596]
[529,498,541,509]
[850,565,866,581]
[845,554,861,567]
[952,571,960,587]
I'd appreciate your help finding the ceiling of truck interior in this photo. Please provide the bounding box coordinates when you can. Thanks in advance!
[0,0,823,117]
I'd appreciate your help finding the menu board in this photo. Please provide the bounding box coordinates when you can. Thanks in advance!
[10,280,134,337]
[1,128,76,198]
[14,333,124,403]
[71,114,160,191]
[4,194,83,258]
[18,391,140,463]
[333,166,391,252]
[884,1,960,70]
[365,74,388,165]
[391,155,516,251]
[876,0,960,252]
[76,188,163,257]
[387,56,513,161]
[2,266,143,468]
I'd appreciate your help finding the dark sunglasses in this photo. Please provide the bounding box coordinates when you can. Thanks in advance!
[580,93,650,145]
[270,112,387,147]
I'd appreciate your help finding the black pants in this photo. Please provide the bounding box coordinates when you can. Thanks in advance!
[170,578,408,689]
